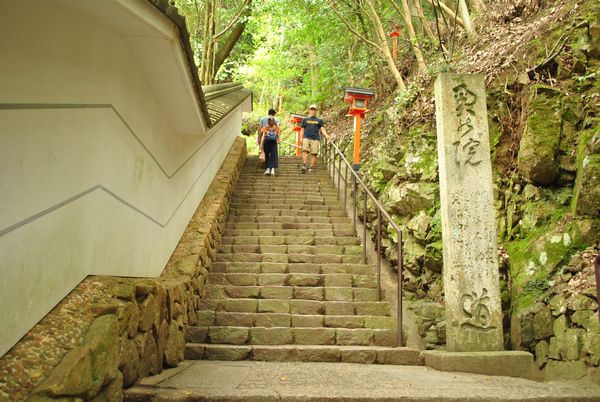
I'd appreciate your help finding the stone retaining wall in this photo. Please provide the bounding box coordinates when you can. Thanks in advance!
[20,137,247,401]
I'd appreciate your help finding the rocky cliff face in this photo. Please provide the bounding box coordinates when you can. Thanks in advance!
[329,0,600,380]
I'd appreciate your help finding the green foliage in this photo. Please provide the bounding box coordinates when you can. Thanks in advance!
[230,0,375,114]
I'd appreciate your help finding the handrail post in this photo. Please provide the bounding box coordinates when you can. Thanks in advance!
[595,255,600,325]
[331,152,337,181]
[344,164,348,211]
[362,190,367,264]
[352,176,357,234]
[337,156,341,200]
[397,229,403,347]
[377,210,381,301]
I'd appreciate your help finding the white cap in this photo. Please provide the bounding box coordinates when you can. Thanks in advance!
[309,104,318,110]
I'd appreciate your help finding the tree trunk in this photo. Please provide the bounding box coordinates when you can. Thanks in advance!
[413,0,437,43]
[200,0,212,83]
[366,0,406,91]
[458,0,474,35]
[200,0,217,84]
[213,0,252,75]
[400,0,427,74]
[423,0,466,30]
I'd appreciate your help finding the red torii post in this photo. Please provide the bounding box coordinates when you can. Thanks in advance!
[344,87,375,171]
[388,25,401,61]
[289,114,305,157]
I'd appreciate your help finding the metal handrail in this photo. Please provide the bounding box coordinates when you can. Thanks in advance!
[321,136,404,347]
[595,255,600,325]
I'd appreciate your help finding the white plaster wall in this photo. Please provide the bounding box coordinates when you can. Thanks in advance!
[0,1,250,356]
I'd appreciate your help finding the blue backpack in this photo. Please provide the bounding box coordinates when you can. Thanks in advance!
[265,127,278,140]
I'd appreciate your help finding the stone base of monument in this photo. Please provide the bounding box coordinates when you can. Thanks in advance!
[423,350,538,380]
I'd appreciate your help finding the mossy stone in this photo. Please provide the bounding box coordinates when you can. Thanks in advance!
[517,85,562,185]
[571,310,594,328]
[545,360,587,381]
[572,129,600,216]
[83,315,120,398]
[534,340,549,366]
[532,304,554,340]
[565,328,585,361]
[553,315,568,337]
[567,294,598,311]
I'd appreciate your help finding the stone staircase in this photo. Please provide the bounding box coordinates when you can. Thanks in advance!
[184,156,421,365]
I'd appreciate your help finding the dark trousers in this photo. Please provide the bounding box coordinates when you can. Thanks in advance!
[263,139,278,169]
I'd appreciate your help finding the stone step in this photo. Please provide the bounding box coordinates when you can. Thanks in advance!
[229,203,340,210]
[234,183,334,188]
[230,199,341,206]
[233,192,336,198]
[208,272,376,288]
[211,262,373,275]
[229,209,347,218]
[217,244,363,256]
[241,167,327,171]
[197,298,391,316]
[186,326,399,347]
[227,216,350,224]
[232,194,339,200]
[223,228,357,237]
[225,222,354,231]
[221,234,360,246]
[237,175,330,181]
[184,344,419,365]
[204,285,380,302]
[195,312,395,329]
[215,253,365,264]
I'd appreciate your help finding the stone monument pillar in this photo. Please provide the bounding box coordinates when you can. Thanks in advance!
[434,73,504,352]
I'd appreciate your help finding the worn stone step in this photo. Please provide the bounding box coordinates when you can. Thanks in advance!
[233,186,336,192]
[229,199,341,207]
[215,253,365,264]
[217,244,363,256]
[186,326,399,347]
[230,208,346,217]
[223,228,357,237]
[228,216,350,225]
[235,185,337,189]
[184,344,419,365]
[232,194,339,201]
[237,176,330,182]
[229,203,339,210]
[204,285,380,302]
[211,262,374,275]
[195,311,396,329]
[197,298,391,316]
[225,222,354,230]
[221,234,360,246]
[229,209,345,217]
[208,272,377,288]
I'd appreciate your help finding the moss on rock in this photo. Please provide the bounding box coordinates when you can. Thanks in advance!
[517,85,562,185]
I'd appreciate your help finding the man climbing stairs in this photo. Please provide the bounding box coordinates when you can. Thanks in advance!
[184,155,420,364]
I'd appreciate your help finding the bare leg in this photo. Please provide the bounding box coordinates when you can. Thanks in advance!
[302,151,309,165]
[310,154,317,167]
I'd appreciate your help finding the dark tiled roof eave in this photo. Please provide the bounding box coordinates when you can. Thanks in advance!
[145,0,251,129]
[205,88,252,126]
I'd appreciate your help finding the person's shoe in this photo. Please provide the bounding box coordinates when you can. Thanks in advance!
[301,164,307,173]
[264,169,270,175]
[308,167,314,173]
[270,168,275,176]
